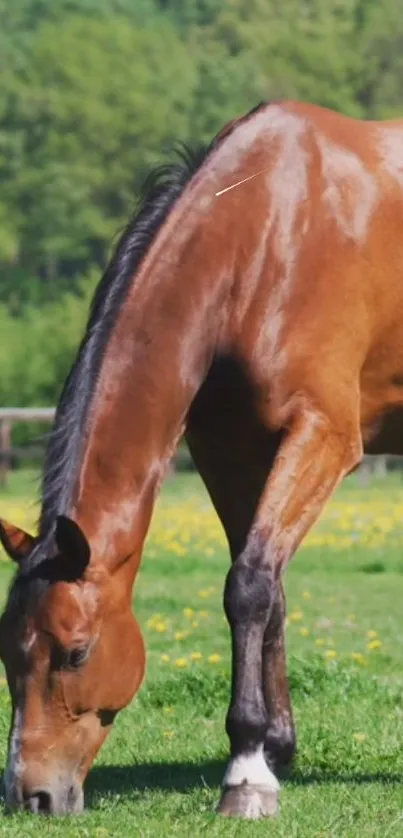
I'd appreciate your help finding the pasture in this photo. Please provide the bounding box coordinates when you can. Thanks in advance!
[1,469,403,836]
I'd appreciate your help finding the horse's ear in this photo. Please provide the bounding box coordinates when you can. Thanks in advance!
[0,519,37,563]
[55,515,91,577]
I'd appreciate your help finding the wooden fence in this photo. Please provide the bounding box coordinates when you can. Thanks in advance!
[0,407,193,484]
[0,408,55,485]
[0,408,400,487]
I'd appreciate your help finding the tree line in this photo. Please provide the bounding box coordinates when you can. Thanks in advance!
[0,0,402,408]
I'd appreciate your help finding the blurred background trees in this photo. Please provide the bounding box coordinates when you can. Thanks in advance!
[1,0,402,408]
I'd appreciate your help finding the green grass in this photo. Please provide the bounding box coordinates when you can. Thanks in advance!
[1,471,403,835]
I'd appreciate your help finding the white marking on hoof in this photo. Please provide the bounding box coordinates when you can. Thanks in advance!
[223,745,280,792]
[217,783,279,819]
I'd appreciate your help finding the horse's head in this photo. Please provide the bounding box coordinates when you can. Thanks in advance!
[0,515,145,814]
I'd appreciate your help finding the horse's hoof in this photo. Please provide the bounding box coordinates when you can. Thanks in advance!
[217,783,279,819]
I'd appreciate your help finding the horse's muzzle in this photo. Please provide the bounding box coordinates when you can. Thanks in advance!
[5,776,84,815]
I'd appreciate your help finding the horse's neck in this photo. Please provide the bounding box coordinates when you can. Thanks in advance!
[73,226,229,567]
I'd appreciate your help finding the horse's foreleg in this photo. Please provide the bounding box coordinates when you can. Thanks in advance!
[218,401,361,819]
[262,581,296,771]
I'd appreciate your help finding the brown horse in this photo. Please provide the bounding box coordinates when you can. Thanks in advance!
[1,99,403,819]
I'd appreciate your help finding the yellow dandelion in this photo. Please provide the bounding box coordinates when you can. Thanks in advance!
[367,630,378,639]
[190,652,203,661]
[183,608,194,619]
[302,591,312,600]
[367,639,383,651]
[147,613,163,627]
[174,631,189,641]
[324,649,337,660]
[154,621,168,633]
[175,657,188,668]
[352,732,367,743]
[161,654,171,663]
[299,627,310,637]
[315,638,325,647]
[208,654,221,664]
[289,610,303,622]
[191,621,199,628]
[351,652,367,666]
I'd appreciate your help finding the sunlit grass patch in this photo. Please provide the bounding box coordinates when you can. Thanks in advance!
[0,471,403,835]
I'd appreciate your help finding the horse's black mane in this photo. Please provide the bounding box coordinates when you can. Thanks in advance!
[14,101,266,579]
[37,145,211,555]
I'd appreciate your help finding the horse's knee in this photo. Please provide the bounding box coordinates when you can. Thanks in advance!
[224,535,275,627]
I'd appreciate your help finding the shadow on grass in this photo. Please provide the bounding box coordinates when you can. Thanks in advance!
[287,767,403,787]
[85,760,224,804]
[85,760,403,806]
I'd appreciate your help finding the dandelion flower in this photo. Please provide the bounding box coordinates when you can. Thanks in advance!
[175,657,189,668]
[190,652,203,661]
[367,639,382,651]
[351,652,367,666]
[147,613,162,627]
[174,631,189,641]
[315,638,325,647]
[299,627,310,637]
[302,591,312,600]
[324,649,337,660]
[183,608,194,619]
[367,630,378,639]
[289,610,303,622]
[208,654,221,664]
[161,654,171,663]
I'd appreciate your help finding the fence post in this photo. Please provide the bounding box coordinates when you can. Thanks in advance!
[0,418,12,487]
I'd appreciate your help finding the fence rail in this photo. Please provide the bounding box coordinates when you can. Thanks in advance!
[0,408,55,421]
[0,408,193,484]
[0,408,401,487]
[0,408,55,485]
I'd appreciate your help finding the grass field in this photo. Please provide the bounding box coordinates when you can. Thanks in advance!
[1,469,403,836]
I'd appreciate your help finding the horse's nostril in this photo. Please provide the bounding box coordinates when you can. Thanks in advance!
[25,790,52,814]
[36,790,52,813]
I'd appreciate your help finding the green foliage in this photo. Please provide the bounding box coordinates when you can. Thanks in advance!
[0,274,96,406]
[0,0,403,409]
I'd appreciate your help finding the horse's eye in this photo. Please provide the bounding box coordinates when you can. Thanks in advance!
[51,643,89,671]
[66,647,89,670]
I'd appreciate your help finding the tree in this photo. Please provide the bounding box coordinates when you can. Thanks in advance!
[0,11,197,298]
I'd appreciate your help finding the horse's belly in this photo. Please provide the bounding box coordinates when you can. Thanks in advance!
[359,319,403,454]
[363,406,403,455]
